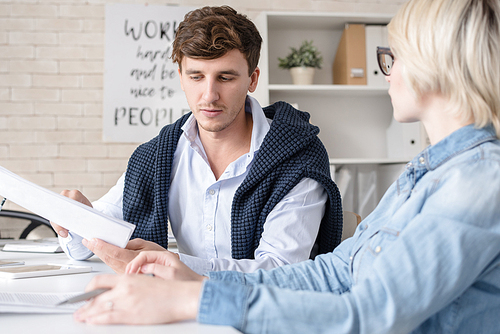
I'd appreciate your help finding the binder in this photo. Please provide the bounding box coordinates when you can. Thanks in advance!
[365,25,389,87]
[386,119,428,159]
[333,24,367,85]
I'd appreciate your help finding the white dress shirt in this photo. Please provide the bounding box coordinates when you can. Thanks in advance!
[59,96,327,274]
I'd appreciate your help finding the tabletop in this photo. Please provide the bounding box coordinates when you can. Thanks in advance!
[0,240,241,334]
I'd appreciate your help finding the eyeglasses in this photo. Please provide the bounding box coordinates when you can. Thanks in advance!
[377,47,394,76]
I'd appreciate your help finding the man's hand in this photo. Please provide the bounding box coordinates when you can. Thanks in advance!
[82,238,167,274]
[74,274,202,325]
[50,189,92,238]
[126,251,206,282]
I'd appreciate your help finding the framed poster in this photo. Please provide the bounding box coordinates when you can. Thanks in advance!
[103,4,193,142]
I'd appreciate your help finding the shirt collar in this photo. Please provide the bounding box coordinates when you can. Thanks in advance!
[246,95,271,158]
[413,124,497,171]
[180,95,270,159]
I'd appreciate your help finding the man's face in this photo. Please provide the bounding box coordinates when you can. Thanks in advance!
[179,49,259,134]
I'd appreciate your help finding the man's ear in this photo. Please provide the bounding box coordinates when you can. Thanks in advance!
[248,67,260,93]
[178,68,184,91]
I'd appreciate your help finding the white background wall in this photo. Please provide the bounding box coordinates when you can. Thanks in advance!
[0,0,405,209]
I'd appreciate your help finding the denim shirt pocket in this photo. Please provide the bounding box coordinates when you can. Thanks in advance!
[351,226,400,284]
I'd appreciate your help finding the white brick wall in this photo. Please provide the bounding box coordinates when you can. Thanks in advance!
[0,0,404,211]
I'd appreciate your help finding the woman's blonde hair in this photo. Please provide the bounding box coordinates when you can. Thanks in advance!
[388,0,500,137]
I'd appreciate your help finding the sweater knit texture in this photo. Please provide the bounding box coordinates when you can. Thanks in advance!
[123,101,343,259]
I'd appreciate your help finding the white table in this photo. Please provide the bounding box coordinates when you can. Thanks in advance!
[0,242,241,334]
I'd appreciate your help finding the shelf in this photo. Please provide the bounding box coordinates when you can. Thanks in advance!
[329,158,410,165]
[269,84,389,97]
[266,12,392,30]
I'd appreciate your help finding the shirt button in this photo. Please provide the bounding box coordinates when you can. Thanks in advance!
[206,225,213,231]
[349,256,353,261]
[209,189,215,195]
[419,157,425,164]
[375,246,382,253]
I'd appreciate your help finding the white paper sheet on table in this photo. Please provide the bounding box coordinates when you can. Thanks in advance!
[0,166,135,248]
[0,291,84,313]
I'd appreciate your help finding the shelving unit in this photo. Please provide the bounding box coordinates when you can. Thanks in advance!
[251,11,409,161]
[251,11,426,217]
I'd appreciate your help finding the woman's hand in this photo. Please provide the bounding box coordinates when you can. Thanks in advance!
[126,251,206,282]
[74,274,202,324]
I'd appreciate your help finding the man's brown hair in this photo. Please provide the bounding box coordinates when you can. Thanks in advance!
[171,6,262,76]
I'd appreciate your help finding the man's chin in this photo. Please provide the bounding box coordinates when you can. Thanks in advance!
[198,122,231,133]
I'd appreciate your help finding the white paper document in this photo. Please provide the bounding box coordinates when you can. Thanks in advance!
[2,242,63,253]
[2,239,63,253]
[0,291,84,313]
[0,166,135,248]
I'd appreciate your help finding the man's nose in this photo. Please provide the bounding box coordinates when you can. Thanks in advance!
[202,80,220,103]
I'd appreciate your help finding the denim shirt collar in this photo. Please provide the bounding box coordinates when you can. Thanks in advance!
[402,124,496,189]
[414,124,497,171]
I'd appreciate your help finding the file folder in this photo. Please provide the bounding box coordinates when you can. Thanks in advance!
[365,25,390,87]
[0,166,135,248]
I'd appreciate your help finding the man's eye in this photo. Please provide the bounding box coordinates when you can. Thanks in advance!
[190,76,202,81]
[220,76,233,81]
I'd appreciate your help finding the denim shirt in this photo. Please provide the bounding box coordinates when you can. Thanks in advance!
[197,124,500,334]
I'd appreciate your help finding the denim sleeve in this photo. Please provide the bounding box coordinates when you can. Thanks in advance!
[198,272,358,332]
[199,158,500,334]
[197,279,251,328]
[207,235,354,294]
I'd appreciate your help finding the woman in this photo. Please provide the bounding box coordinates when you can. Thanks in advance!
[74,0,500,332]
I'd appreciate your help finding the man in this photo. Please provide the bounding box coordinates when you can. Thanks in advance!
[52,6,342,275]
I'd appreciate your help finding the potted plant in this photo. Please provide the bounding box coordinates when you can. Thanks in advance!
[278,40,323,85]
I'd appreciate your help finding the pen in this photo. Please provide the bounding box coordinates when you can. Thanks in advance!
[57,288,110,305]
[56,274,154,306]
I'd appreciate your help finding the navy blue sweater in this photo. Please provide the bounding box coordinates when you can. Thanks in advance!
[123,101,343,259]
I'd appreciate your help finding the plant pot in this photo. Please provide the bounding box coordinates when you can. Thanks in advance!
[290,67,315,85]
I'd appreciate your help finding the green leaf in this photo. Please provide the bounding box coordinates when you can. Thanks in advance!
[278,40,323,69]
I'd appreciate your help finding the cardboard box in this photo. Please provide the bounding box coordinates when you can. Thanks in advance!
[333,23,367,85]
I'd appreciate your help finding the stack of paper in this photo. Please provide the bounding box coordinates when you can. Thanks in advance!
[0,291,84,313]
[0,166,135,248]
[2,240,63,253]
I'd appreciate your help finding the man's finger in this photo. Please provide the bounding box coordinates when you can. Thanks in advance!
[126,238,166,252]
[84,239,123,258]
[50,221,68,238]
[126,238,146,250]
[83,238,136,273]
[60,189,93,207]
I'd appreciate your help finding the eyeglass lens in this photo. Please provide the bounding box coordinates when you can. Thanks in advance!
[378,53,393,76]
